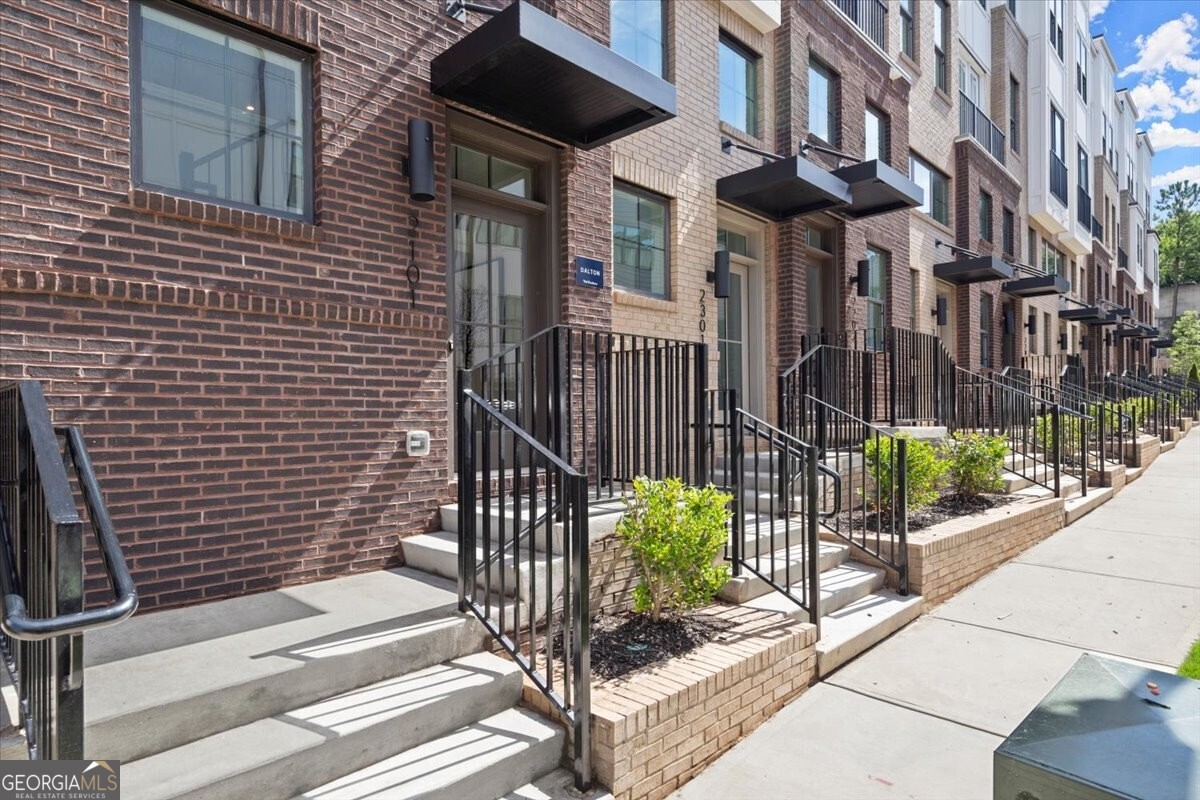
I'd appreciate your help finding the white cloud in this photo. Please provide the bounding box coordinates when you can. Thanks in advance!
[1129,76,1200,120]
[1088,0,1112,22]
[1119,13,1200,77]
[1147,121,1200,150]
[1152,165,1200,188]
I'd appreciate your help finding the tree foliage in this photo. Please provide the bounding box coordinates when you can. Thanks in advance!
[1168,310,1200,379]
[1155,181,1200,292]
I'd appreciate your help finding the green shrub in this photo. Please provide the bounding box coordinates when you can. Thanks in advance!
[1035,411,1083,458]
[616,476,732,622]
[1189,363,1200,383]
[942,433,1006,498]
[862,434,946,513]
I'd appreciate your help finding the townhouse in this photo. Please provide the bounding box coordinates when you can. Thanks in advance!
[0,0,1159,612]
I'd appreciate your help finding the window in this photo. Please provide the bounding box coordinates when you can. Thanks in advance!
[1009,75,1020,153]
[865,247,887,350]
[1028,227,1036,267]
[1075,31,1088,101]
[1041,239,1064,275]
[453,146,534,198]
[808,60,836,144]
[1043,311,1051,355]
[910,153,949,225]
[1049,0,1064,60]
[979,191,993,242]
[910,269,919,330]
[717,227,749,257]
[960,62,982,106]
[899,0,915,59]
[1007,0,1016,15]
[1050,108,1065,161]
[865,105,888,163]
[610,0,665,78]
[980,292,993,368]
[133,2,312,219]
[1002,208,1015,256]
[613,184,669,298]
[933,0,948,92]
[719,34,759,136]
[1050,107,1067,204]
[1077,144,1088,189]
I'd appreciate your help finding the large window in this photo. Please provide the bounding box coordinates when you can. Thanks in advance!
[899,0,915,59]
[610,0,665,78]
[809,60,837,144]
[865,105,888,163]
[933,0,948,92]
[1075,30,1088,102]
[980,292,993,368]
[910,153,949,226]
[133,2,311,219]
[1049,0,1064,60]
[719,34,759,136]
[1050,107,1067,204]
[1009,75,1020,153]
[1041,239,1064,275]
[979,191,993,242]
[613,184,669,298]
[865,247,887,350]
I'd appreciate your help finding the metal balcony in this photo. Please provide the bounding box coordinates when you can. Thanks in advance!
[958,92,1006,164]
[1077,186,1092,228]
[1050,153,1068,206]
[832,0,887,50]
[1091,215,1103,241]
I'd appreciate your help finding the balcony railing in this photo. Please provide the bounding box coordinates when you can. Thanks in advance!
[1077,186,1092,227]
[958,92,1006,164]
[833,0,888,50]
[1050,153,1068,205]
[1091,215,1103,241]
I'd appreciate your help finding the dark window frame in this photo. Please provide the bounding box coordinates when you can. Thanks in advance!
[910,152,950,226]
[808,58,838,146]
[613,181,671,299]
[979,190,993,243]
[610,0,667,80]
[1008,75,1020,153]
[1002,207,1015,258]
[933,0,949,93]
[130,0,315,222]
[719,31,760,137]
[865,246,888,351]
[865,103,889,164]
[980,291,993,368]
[899,0,916,60]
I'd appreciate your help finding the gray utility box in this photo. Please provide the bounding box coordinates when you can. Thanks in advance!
[995,653,1199,800]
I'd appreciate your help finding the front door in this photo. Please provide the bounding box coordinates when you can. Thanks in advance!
[718,264,748,410]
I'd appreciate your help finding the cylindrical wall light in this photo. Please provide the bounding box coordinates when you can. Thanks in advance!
[1025,313,1037,335]
[932,296,948,327]
[406,118,435,202]
[710,250,731,299]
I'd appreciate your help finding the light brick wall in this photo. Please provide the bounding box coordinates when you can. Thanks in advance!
[1124,434,1161,468]
[589,532,638,616]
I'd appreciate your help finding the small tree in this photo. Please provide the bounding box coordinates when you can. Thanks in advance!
[1168,311,1200,379]
[1189,363,1199,384]
[942,434,1006,498]
[616,477,732,622]
[1155,181,1200,322]
[862,434,946,512]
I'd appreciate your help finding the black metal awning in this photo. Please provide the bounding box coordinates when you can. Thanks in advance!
[830,160,924,218]
[1133,324,1159,338]
[1002,274,1071,297]
[1151,336,1173,348]
[1059,306,1115,324]
[933,255,1015,284]
[716,156,852,221]
[1107,305,1133,319]
[430,2,676,149]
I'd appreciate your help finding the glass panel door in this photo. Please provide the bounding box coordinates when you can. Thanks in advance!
[718,268,747,410]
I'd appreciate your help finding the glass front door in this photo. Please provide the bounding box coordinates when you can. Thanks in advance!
[718,266,747,410]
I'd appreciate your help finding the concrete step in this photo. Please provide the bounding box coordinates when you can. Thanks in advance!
[1125,465,1146,483]
[716,450,860,473]
[297,707,564,800]
[1064,486,1115,525]
[1014,472,1084,500]
[501,768,614,800]
[401,531,562,614]
[1001,471,1033,493]
[83,568,488,764]
[122,653,523,800]
[438,498,627,553]
[741,562,885,619]
[816,591,925,677]
[718,541,850,604]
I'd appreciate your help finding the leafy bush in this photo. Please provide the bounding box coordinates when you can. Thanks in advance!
[862,434,946,512]
[1189,363,1200,383]
[1035,410,1083,458]
[942,434,1006,498]
[616,476,732,622]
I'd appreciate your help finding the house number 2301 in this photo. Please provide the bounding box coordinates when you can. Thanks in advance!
[699,290,707,334]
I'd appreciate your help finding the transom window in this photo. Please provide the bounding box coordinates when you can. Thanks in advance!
[452,145,534,199]
[133,1,312,219]
[610,0,665,78]
[719,34,759,136]
[808,60,836,144]
[613,184,669,298]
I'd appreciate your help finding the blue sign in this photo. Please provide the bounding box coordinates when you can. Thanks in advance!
[575,256,604,288]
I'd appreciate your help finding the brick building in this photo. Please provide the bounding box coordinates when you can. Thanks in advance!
[0,0,1159,612]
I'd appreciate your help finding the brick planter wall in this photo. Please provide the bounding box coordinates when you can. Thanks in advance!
[1124,435,1161,468]
[906,496,1064,605]
[589,532,638,616]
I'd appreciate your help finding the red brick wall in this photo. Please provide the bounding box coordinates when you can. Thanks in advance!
[0,0,609,609]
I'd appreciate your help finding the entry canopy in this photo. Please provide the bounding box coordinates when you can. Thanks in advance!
[1059,306,1117,324]
[716,155,852,220]
[1151,336,1174,348]
[932,255,1015,284]
[431,1,676,149]
[716,157,922,221]
[1002,274,1070,297]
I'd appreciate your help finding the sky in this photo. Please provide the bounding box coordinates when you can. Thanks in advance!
[1088,0,1200,217]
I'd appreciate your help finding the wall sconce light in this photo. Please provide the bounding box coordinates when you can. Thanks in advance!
[847,259,870,297]
[1025,313,1037,335]
[708,250,731,299]
[1059,333,1069,350]
[405,118,435,202]
[932,296,948,327]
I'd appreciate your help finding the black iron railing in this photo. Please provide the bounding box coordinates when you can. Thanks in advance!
[1050,153,1069,205]
[1122,370,1183,432]
[1118,248,1128,271]
[833,0,887,49]
[455,325,707,790]
[1153,375,1200,420]
[1102,372,1169,441]
[959,92,1006,164]
[0,381,137,760]
[1091,215,1103,241]
[1077,186,1092,227]
[790,396,909,594]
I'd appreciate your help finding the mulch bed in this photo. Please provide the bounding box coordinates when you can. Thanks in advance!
[836,492,1017,533]
[577,610,738,681]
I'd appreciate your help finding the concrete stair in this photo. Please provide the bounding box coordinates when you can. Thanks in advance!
[85,568,565,800]
[740,562,885,619]
[815,591,924,676]
[1064,486,1115,524]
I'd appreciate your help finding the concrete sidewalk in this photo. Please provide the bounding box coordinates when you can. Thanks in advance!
[674,432,1200,800]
